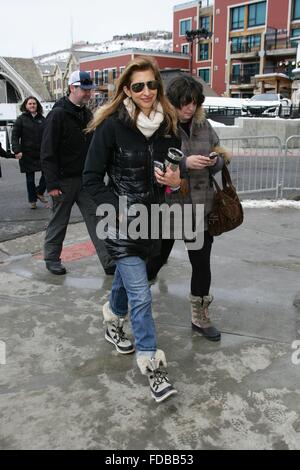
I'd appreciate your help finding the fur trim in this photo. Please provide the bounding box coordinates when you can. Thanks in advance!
[102,301,120,323]
[203,294,213,308]
[213,145,231,164]
[136,349,167,375]
[193,106,206,125]
[189,294,213,305]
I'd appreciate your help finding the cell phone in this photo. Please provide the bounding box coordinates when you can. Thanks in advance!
[209,152,218,160]
[154,161,165,172]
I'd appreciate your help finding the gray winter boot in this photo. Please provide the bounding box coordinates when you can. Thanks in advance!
[190,294,221,342]
[137,349,177,403]
[102,301,135,354]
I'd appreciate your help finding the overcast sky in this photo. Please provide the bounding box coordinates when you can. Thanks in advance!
[0,0,181,58]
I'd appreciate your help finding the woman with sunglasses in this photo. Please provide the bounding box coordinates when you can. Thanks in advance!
[83,57,181,403]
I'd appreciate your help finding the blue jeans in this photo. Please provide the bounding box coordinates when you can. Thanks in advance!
[26,172,46,203]
[109,256,157,356]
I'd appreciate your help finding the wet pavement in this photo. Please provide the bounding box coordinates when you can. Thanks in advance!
[0,207,300,449]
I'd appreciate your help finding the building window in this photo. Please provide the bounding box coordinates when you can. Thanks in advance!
[291,28,300,47]
[180,18,192,36]
[293,0,300,19]
[248,1,266,27]
[198,43,209,60]
[200,16,210,31]
[198,68,210,83]
[94,70,100,85]
[181,43,189,54]
[243,62,259,78]
[231,37,243,53]
[110,68,117,80]
[230,6,245,30]
[231,64,241,83]
[248,34,261,49]
[103,69,109,83]
[119,66,125,75]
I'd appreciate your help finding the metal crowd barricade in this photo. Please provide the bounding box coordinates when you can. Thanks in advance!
[218,136,284,199]
[280,135,300,199]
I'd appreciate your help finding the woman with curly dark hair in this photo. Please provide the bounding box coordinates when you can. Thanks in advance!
[12,96,47,209]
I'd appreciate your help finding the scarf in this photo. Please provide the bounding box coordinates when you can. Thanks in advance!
[123,97,164,138]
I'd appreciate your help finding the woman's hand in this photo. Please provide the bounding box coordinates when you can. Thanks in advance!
[15,152,23,160]
[186,154,217,170]
[154,166,180,188]
[49,189,62,197]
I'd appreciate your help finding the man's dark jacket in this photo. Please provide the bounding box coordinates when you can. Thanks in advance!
[11,112,45,173]
[40,96,93,191]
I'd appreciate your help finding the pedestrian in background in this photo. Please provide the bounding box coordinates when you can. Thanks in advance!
[40,70,115,276]
[83,57,180,402]
[11,96,47,209]
[147,75,231,342]
[0,141,15,178]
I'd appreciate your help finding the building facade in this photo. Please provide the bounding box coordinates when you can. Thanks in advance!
[173,0,300,97]
[80,49,190,105]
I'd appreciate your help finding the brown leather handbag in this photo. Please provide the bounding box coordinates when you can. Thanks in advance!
[207,165,243,236]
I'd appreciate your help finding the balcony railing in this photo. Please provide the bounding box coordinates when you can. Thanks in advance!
[265,30,298,51]
[263,64,296,78]
[230,43,260,54]
[230,73,254,84]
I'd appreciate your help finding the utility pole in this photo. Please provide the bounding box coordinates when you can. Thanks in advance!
[185,28,212,76]
[70,13,74,48]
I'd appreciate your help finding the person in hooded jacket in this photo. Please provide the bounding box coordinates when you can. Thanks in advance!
[11,96,47,209]
[40,70,115,276]
[147,75,231,342]
[83,57,181,403]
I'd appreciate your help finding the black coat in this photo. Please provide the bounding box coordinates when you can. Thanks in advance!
[83,105,181,260]
[11,112,45,173]
[0,142,14,178]
[40,97,93,192]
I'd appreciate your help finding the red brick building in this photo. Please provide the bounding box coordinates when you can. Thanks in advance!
[172,0,300,97]
[80,49,189,103]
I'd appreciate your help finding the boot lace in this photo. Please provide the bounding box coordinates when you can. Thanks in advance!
[112,321,127,344]
[149,368,170,391]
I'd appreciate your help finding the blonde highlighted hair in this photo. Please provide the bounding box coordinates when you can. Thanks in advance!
[86,56,177,134]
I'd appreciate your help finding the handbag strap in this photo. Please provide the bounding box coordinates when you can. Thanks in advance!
[210,164,234,192]
[221,165,234,189]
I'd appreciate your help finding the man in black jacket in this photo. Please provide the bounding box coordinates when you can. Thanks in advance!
[40,70,115,275]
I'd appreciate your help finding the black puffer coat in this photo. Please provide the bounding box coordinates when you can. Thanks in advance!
[83,105,180,260]
[11,112,45,173]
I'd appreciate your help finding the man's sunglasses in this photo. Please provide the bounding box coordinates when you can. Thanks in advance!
[130,80,160,93]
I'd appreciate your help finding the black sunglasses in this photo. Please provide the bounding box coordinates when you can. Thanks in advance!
[130,80,160,93]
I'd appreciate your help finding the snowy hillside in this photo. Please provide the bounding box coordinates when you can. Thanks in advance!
[35,37,173,65]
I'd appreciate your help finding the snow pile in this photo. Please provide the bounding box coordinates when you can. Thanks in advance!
[242,199,300,209]
[76,39,173,54]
